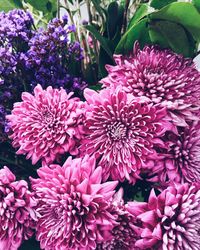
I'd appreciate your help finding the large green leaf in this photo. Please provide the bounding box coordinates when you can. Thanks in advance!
[26,0,57,14]
[98,47,114,78]
[150,0,177,9]
[85,25,113,59]
[107,2,119,39]
[115,18,151,54]
[193,0,200,12]
[0,0,23,11]
[149,20,194,57]
[127,4,149,29]
[150,2,200,42]
[26,0,49,12]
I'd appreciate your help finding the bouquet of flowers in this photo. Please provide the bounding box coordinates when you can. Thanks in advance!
[1,0,200,249]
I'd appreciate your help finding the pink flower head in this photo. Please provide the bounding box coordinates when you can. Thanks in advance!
[101,43,200,126]
[0,166,37,250]
[7,84,85,165]
[31,155,118,250]
[97,188,138,250]
[127,183,200,249]
[80,87,170,183]
[143,120,200,184]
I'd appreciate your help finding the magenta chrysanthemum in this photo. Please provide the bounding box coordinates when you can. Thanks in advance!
[0,166,37,250]
[97,189,138,250]
[80,87,170,183]
[101,43,200,126]
[31,155,118,250]
[7,84,85,165]
[143,120,200,184]
[127,183,200,250]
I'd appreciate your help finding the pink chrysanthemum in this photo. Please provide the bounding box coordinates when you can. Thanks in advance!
[101,43,200,126]
[0,166,37,250]
[143,120,200,184]
[31,155,118,250]
[97,189,138,250]
[80,87,170,183]
[7,84,85,165]
[127,183,200,250]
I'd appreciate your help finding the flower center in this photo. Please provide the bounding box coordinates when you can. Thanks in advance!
[39,107,57,128]
[42,110,54,123]
[107,121,127,141]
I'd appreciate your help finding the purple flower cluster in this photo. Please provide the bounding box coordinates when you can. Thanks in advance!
[0,10,86,141]
[0,9,33,49]
[3,5,200,250]
[23,15,85,91]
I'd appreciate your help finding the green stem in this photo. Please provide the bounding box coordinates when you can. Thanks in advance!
[57,0,60,19]
[63,0,80,43]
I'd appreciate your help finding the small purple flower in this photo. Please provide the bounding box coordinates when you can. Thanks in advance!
[24,16,86,92]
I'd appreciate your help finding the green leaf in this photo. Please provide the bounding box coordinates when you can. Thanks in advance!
[134,191,144,202]
[91,0,105,20]
[149,20,194,56]
[150,0,177,9]
[98,47,114,78]
[107,1,119,39]
[85,25,113,59]
[192,0,200,12]
[46,0,57,13]
[89,84,102,91]
[26,0,49,12]
[150,2,200,42]
[115,18,151,54]
[127,4,150,29]
[26,0,57,15]
[0,0,23,11]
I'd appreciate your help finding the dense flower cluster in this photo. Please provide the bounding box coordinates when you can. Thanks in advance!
[0,9,33,48]
[23,15,85,91]
[1,5,200,249]
[80,87,170,183]
[97,189,138,250]
[0,10,34,139]
[0,10,86,143]
[143,120,200,184]
[101,43,200,126]
[7,84,85,165]
[127,183,200,250]
[0,166,37,250]
[31,155,118,250]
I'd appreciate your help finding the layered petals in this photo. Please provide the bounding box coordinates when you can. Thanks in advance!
[0,166,37,250]
[7,84,85,165]
[80,87,171,183]
[31,155,118,250]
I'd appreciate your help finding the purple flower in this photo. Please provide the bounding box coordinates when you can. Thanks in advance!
[7,84,85,165]
[101,43,200,126]
[143,120,200,184]
[127,183,200,250]
[24,16,86,92]
[0,166,37,250]
[97,189,138,250]
[80,88,171,183]
[0,9,33,49]
[31,155,118,250]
